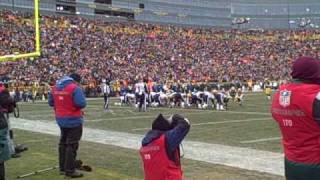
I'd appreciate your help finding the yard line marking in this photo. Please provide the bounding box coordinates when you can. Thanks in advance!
[19,138,52,144]
[241,137,281,144]
[88,115,154,122]
[87,111,215,122]
[125,109,136,115]
[86,105,270,115]
[243,104,270,107]
[109,109,115,115]
[25,114,55,118]
[131,127,149,131]
[11,118,284,176]
[215,111,269,115]
[192,117,272,126]
[131,117,273,131]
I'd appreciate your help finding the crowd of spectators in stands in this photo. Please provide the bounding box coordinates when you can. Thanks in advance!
[0,10,319,91]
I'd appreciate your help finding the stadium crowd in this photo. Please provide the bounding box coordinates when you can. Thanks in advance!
[0,10,320,91]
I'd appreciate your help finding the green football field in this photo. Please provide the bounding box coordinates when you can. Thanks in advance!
[6,92,284,180]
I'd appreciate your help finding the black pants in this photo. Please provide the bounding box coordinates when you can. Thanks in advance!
[59,126,82,173]
[285,158,320,180]
[103,93,109,110]
[138,93,146,111]
[0,162,5,180]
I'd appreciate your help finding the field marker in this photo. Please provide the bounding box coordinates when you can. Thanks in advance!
[24,102,270,116]
[88,115,153,122]
[131,117,273,131]
[131,127,149,131]
[19,138,51,144]
[243,104,270,107]
[191,117,272,126]
[125,109,136,115]
[11,118,284,176]
[87,111,214,122]
[241,137,281,144]
[109,109,115,115]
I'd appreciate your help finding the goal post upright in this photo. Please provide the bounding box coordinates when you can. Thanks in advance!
[34,0,40,54]
[0,0,41,62]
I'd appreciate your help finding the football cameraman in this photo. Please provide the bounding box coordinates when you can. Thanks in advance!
[140,114,190,180]
[0,84,15,180]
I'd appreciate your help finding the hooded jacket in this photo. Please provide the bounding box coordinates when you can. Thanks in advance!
[48,76,86,128]
[140,115,190,180]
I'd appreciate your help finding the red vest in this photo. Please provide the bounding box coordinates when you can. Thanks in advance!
[52,83,82,118]
[0,85,4,93]
[271,83,320,164]
[140,135,182,180]
[0,85,6,113]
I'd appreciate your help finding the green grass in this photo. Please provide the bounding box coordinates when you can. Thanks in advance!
[5,92,284,179]
[7,130,282,180]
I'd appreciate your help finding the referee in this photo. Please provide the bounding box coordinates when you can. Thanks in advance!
[102,79,111,112]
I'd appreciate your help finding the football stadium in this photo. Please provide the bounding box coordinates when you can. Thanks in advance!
[0,0,320,179]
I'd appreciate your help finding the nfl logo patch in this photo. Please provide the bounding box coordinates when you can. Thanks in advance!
[279,90,291,107]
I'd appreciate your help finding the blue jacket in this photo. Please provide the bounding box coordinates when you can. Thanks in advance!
[48,76,87,128]
[142,118,190,162]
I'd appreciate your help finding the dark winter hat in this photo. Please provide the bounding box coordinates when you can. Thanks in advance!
[291,56,320,84]
[152,114,172,131]
[170,114,185,128]
[69,73,81,83]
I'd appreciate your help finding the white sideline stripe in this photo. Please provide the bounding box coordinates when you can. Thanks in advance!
[241,137,282,144]
[131,117,272,131]
[11,118,284,176]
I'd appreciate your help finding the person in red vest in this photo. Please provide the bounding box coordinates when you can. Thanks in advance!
[271,57,320,180]
[0,83,14,180]
[48,73,86,178]
[0,82,5,93]
[140,114,190,180]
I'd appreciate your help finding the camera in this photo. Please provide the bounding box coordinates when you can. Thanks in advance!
[0,90,14,112]
[0,88,19,118]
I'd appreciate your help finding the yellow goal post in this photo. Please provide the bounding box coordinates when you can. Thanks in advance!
[0,0,40,62]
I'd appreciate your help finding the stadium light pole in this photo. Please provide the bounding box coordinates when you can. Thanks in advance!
[12,0,15,11]
[287,0,290,29]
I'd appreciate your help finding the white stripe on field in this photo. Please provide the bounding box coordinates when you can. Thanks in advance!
[88,115,157,122]
[87,111,214,122]
[125,109,136,115]
[192,117,272,126]
[241,137,282,144]
[11,118,284,176]
[109,109,115,115]
[131,127,150,131]
[131,117,272,131]
[22,102,270,116]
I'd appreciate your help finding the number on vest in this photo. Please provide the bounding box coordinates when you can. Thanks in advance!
[282,119,293,127]
[144,154,151,160]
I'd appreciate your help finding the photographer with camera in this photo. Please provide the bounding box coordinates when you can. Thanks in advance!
[0,82,15,180]
[140,114,190,180]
